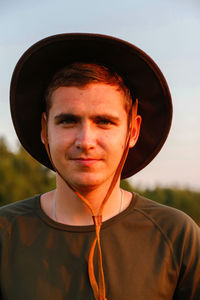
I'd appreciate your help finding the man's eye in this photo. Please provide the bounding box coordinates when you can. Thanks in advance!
[58,117,77,125]
[63,118,76,124]
[96,118,112,126]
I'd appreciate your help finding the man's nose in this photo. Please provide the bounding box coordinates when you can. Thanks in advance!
[75,121,96,150]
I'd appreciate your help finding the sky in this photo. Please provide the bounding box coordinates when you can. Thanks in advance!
[0,0,200,190]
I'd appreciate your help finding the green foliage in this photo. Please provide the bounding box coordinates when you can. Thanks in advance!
[0,137,55,206]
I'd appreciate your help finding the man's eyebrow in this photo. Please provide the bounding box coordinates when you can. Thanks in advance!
[54,113,120,122]
[92,114,120,122]
[54,113,80,121]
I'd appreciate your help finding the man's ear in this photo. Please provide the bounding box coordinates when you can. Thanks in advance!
[41,112,48,145]
[129,99,142,148]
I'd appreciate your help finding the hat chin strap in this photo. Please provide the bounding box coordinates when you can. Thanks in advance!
[41,111,133,300]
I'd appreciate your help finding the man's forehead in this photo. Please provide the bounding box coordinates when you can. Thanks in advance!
[49,84,129,114]
[51,83,126,102]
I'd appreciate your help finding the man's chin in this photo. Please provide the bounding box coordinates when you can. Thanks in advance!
[57,170,115,193]
[65,175,111,193]
[70,179,103,193]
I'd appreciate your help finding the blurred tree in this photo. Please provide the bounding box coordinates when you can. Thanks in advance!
[0,137,55,206]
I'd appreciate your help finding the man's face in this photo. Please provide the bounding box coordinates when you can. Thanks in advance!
[42,83,141,192]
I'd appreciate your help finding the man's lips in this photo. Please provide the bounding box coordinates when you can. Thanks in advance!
[70,157,102,166]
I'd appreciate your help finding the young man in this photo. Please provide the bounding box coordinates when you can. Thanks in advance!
[1,33,200,300]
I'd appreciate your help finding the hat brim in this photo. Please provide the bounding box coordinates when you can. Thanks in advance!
[10,33,172,179]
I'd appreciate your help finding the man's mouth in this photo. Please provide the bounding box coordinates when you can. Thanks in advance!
[71,157,102,167]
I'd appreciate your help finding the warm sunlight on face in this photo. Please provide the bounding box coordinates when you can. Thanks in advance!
[42,83,141,191]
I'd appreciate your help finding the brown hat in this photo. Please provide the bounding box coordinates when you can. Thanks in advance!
[10,33,172,179]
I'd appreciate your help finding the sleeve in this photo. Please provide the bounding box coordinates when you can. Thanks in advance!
[174,219,200,299]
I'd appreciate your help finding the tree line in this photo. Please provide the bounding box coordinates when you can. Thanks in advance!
[0,137,55,206]
[0,137,199,225]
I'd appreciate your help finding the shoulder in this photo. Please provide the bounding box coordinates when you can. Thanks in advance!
[134,193,198,227]
[0,195,40,234]
[134,193,200,248]
[0,195,39,216]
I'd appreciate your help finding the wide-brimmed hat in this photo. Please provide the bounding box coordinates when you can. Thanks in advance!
[10,33,172,179]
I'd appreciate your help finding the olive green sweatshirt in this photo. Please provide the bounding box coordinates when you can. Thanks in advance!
[0,194,199,299]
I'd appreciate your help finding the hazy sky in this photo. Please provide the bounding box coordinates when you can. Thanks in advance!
[0,0,200,190]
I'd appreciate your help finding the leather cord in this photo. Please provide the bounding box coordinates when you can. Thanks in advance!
[41,105,135,300]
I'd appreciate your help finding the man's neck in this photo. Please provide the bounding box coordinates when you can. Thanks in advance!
[54,174,122,224]
[41,174,133,226]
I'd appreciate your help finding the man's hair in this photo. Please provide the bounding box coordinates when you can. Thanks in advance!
[44,62,133,116]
